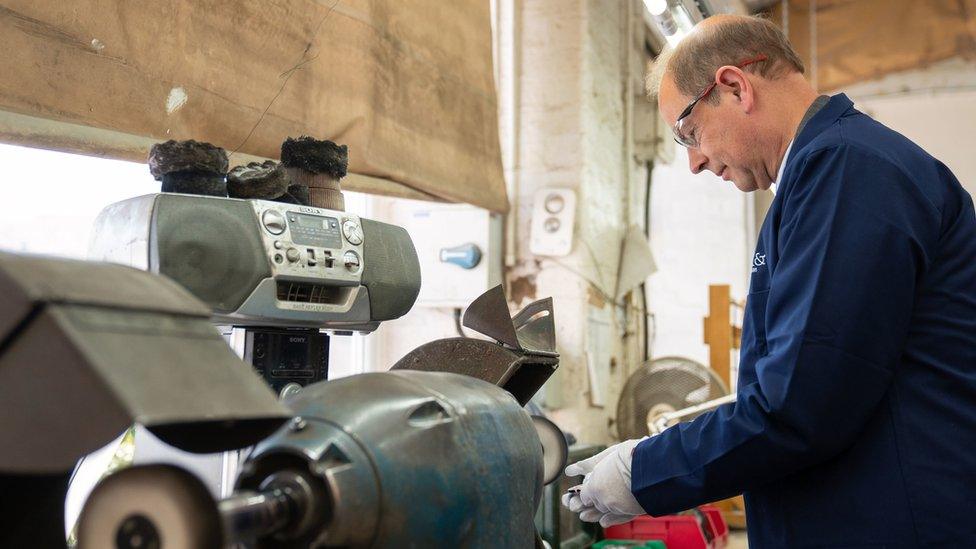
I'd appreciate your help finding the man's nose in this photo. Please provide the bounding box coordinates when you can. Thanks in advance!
[687,148,708,175]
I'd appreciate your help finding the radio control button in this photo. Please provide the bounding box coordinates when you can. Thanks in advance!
[273,240,284,250]
[286,248,300,262]
[262,210,286,235]
[343,250,361,272]
[279,383,303,399]
[342,220,364,245]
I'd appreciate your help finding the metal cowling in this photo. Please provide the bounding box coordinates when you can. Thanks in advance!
[236,370,545,548]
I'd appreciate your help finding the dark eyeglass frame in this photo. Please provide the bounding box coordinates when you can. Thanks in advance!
[672,54,768,149]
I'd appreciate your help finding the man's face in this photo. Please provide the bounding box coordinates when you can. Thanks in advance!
[658,75,771,192]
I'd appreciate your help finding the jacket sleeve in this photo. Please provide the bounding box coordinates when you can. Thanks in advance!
[631,144,938,515]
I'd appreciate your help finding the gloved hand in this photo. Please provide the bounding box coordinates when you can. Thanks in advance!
[560,438,648,527]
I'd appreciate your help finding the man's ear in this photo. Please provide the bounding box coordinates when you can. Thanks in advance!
[715,66,755,113]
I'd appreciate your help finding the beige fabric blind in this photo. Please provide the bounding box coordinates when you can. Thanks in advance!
[773,0,976,93]
[0,1,508,212]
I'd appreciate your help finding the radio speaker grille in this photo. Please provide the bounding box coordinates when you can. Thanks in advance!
[152,195,271,313]
[360,219,421,320]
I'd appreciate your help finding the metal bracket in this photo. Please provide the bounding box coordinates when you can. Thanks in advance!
[462,285,557,356]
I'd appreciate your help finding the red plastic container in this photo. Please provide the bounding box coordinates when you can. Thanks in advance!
[698,505,729,549]
[604,506,729,549]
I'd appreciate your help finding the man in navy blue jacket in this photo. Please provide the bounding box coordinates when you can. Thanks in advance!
[563,14,976,548]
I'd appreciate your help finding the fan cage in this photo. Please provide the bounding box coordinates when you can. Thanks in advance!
[615,356,729,440]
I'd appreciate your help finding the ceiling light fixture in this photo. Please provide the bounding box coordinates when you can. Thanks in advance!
[643,0,694,46]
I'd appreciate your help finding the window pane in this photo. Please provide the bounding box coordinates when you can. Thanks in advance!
[0,144,158,259]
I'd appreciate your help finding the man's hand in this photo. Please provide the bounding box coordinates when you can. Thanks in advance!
[560,438,647,527]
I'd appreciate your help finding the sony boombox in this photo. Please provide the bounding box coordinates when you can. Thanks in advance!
[89,193,421,332]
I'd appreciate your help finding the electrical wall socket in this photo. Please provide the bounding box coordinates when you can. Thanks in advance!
[529,188,576,257]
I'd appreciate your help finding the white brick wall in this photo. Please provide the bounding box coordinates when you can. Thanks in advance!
[647,148,751,370]
[513,0,641,443]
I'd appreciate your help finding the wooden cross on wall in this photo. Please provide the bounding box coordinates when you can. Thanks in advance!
[702,283,746,529]
[702,284,741,388]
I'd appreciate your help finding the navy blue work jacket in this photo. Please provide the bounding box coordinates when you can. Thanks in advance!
[631,94,976,548]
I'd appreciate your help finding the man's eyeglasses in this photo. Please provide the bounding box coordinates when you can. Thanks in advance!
[672,54,768,149]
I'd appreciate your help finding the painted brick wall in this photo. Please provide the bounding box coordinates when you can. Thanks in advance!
[511,0,641,443]
[647,148,751,374]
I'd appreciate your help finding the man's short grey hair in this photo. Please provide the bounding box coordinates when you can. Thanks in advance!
[646,15,804,102]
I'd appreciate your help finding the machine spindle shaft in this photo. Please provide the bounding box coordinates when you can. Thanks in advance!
[218,487,300,543]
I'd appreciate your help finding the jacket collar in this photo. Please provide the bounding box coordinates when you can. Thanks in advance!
[790,93,855,155]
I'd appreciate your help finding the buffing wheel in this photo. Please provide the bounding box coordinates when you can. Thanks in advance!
[148,140,228,179]
[148,140,229,197]
[280,136,348,210]
[532,415,569,485]
[227,160,290,199]
[281,183,311,206]
[76,464,222,549]
[280,136,348,178]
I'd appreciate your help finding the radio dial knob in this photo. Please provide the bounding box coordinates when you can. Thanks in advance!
[342,220,364,245]
[262,210,286,235]
[286,247,300,262]
[343,251,361,272]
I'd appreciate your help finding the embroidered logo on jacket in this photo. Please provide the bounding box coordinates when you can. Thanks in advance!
[751,253,766,273]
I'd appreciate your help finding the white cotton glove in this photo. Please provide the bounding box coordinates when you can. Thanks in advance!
[560,438,648,527]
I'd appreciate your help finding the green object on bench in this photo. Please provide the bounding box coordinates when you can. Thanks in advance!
[591,539,667,549]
